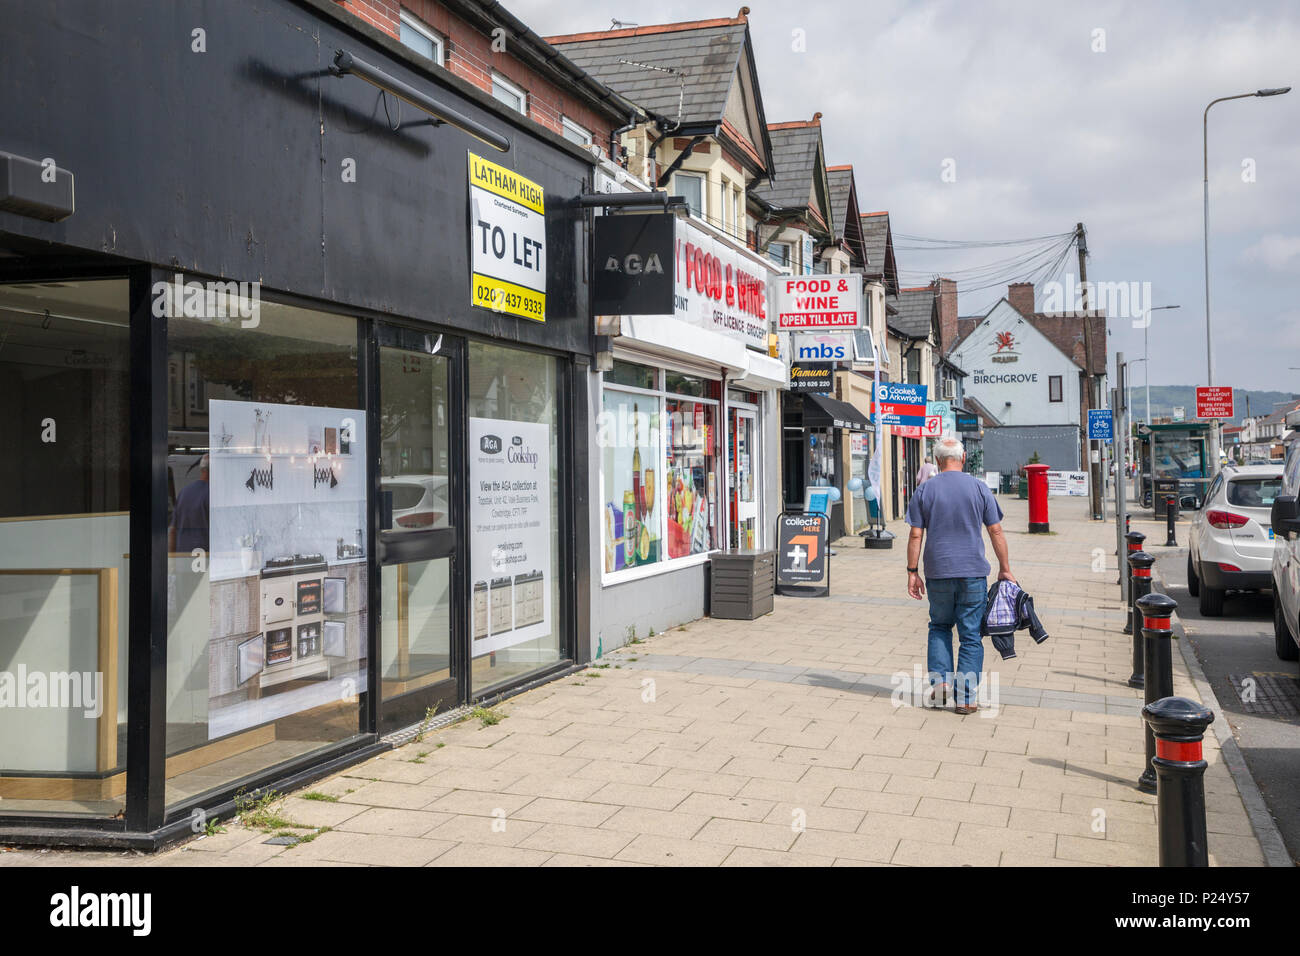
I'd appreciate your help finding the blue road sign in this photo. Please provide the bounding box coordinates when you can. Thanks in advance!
[1088,409,1113,441]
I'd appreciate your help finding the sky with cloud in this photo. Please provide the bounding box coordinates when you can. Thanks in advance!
[512,0,1299,392]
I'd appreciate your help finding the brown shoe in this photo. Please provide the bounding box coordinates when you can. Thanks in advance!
[954,702,979,715]
[927,683,950,708]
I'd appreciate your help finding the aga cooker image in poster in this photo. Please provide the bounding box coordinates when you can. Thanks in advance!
[468,417,552,656]
[206,399,368,739]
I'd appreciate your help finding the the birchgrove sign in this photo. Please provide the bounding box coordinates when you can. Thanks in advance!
[776,274,862,330]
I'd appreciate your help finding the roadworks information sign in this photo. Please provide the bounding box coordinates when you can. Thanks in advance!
[468,151,546,322]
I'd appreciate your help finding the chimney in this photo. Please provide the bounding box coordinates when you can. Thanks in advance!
[1008,282,1035,317]
[935,277,958,353]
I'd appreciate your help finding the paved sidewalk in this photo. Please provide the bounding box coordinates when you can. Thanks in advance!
[3,496,1267,867]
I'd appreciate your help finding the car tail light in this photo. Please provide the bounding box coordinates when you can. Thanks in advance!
[1205,510,1248,530]
[1216,563,1242,573]
[396,511,442,529]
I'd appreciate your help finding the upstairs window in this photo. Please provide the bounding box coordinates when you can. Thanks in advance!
[1049,375,1063,402]
[672,172,705,218]
[399,9,445,65]
[492,72,527,115]
[561,116,592,147]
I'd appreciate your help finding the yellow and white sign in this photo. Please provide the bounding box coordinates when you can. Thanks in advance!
[468,151,546,322]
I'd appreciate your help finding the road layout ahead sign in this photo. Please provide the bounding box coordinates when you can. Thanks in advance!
[1088,408,1113,441]
[873,382,928,427]
[1196,386,1234,420]
[776,274,862,330]
[468,151,546,322]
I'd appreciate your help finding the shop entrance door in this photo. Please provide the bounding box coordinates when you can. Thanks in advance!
[375,326,465,731]
[729,406,758,549]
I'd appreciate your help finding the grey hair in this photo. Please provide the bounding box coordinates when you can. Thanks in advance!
[933,435,966,464]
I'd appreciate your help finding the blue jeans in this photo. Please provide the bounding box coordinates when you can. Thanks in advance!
[926,577,987,705]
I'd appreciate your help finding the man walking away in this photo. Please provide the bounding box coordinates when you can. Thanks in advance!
[905,436,1015,714]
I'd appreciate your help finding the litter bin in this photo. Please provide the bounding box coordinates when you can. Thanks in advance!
[1154,478,1179,518]
[709,550,775,620]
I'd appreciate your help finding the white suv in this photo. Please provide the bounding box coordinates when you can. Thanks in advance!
[1270,448,1300,662]
[1187,463,1283,617]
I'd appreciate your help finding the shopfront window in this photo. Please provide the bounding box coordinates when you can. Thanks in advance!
[0,279,130,818]
[467,342,562,694]
[164,297,367,813]
[601,365,723,577]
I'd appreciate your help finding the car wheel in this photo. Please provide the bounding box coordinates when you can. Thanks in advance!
[1187,553,1200,597]
[1275,590,1299,661]
[1199,582,1224,617]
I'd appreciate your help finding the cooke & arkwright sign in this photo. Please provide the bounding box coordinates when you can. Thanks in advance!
[468,151,546,322]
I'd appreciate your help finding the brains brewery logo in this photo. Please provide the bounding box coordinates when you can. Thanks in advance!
[992,331,1019,363]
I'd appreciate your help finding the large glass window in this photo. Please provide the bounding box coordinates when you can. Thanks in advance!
[467,342,562,693]
[602,365,724,576]
[164,296,367,813]
[0,279,130,818]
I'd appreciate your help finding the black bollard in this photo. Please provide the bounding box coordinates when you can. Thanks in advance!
[1142,696,1215,867]
[1127,551,1154,687]
[1122,531,1147,633]
[1164,494,1178,547]
[1136,591,1178,793]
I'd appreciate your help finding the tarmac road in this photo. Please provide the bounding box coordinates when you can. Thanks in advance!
[1155,548,1300,865]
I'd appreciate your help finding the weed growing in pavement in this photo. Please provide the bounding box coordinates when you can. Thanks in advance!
[235,790,305,831]
[413,703,440,742]
[301,791,339,803]
[468,705,504,727]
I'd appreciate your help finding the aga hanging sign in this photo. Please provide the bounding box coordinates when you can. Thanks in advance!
[468,152,547,322]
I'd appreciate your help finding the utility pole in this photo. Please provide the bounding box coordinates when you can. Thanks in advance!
[1077,222,1103,520]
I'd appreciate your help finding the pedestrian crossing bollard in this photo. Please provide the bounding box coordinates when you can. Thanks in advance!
[1136,591,1178,793]
[1127,551,1154,687]
[1141,696,1215,867]
[1122,531,1147,633]
[1164,495,1178,547]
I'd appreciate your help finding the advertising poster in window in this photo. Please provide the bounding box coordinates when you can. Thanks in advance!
[205,400,368,739]
[468,151,546,322]
[468,417,552,655]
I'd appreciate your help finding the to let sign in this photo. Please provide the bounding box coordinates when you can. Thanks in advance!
[468,151,546,322]
[1196,386,1234,419]
[873,382,928,427]
[776,274,862,330]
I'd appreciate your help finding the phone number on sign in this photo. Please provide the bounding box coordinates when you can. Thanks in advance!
[473,280,544,320]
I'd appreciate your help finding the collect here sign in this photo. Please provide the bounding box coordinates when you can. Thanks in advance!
[469,152,546,322]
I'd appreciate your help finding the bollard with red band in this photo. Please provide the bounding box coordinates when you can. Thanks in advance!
[1164,494,1178,547]
[1142,696,1215,867]
[1026,463,1051,533]
[1122,531,1147,633]
[1135,591,1178,793]
[1127,551,1154,687]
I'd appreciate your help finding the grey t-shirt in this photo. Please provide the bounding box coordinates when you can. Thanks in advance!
[905,470,1004,579]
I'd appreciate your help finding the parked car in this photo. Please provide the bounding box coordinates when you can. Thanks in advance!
[1186,463,1282,616]
[381,474,448,530]
[1270,450,1300,662]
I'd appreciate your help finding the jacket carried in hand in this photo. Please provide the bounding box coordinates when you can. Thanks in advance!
[980,580,1049,660]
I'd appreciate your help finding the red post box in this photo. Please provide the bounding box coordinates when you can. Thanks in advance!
[1026,463,1051,533]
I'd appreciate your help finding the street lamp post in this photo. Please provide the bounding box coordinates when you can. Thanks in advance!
[1203,87,1291,477]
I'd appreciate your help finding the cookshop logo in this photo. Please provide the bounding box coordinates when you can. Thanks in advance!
[992,331,1019,363]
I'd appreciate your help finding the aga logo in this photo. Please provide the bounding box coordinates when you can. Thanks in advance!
[603,253,664,275]
[480,435,502,455]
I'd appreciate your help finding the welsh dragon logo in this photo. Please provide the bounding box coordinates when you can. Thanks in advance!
[992,330,1018,363]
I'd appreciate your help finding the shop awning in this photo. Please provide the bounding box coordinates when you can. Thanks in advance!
[802,392,871,431]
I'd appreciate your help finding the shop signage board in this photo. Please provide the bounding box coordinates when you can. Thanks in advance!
[776,510,830,597]
[873,382,927,426]
[928,400,954,436]
[207,399,368,739]
[1196,386,1234,419]
[789,363,834,392]
[674,219,771,350]
[1046,470,1089,496]
[776,274,863,330]
[468,417,552,656]
[790,331,856,363]
[956,413,979,432]
[468,151,546,322]
[592,213,675,316]
[1087,408,1113,441]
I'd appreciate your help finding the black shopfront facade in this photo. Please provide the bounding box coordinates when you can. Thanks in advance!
[0,0,596,846]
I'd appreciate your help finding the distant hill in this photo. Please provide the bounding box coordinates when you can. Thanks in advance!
[1129,386,1298,426]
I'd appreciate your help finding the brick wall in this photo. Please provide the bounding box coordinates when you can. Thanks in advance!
[335,0,619,147]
